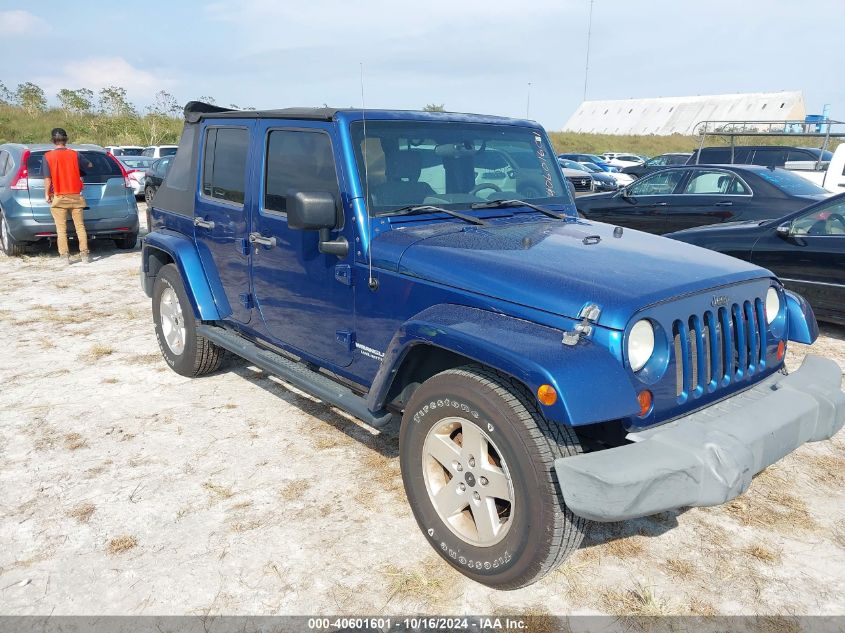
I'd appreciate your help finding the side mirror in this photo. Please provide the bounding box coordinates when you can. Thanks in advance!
[776,221,792,239]
[287,191,348,257]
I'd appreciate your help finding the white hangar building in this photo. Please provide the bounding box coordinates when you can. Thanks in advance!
[562,91,806,136]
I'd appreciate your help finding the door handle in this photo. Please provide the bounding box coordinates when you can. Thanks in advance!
[194,217,215,229]
[715,201,733,207]
[653,202,668,206]
[249,232,277,248]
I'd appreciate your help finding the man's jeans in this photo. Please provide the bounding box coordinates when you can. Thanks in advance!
[50,194,88,256]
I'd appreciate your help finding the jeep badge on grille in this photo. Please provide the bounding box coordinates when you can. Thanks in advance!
[711,295,729,308]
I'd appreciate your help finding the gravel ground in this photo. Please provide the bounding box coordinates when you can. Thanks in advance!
[1,204,844,616]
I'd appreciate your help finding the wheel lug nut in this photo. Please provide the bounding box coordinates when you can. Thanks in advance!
[480,476,488,486]
[473,491,481,501]
[455,462,463,472]
[459,483,466,491]
[469,457,476,468]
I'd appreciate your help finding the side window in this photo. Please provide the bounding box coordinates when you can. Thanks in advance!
[142,148,152,157]
[0,151,8,177]
[787,149,814,163]
[264,129,339,216]
[791,199,845,236]
[202,127,249,205]
[628,170,685,196]
[646,156,668,166]
[683,170,749,195]
[752,148,786,168]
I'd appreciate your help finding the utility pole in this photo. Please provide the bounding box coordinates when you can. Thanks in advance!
[583,0,594,102]
[526,82,532,118]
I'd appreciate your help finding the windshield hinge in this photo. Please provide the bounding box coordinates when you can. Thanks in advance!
[562,303,602,346]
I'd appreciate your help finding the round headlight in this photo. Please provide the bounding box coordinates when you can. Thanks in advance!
[766,287,781,324]
[628,319,655,372]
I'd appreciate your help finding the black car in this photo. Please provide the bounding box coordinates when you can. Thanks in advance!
[622,152,691,179]
[143,156,173,204]
[576,165,830,235]
[667,193,845,325]
[687,145,833,168]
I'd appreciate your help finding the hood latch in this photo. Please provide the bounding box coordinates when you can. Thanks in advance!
[562,303,602,346]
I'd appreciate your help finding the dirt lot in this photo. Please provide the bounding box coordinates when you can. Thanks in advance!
[1,203,844,616]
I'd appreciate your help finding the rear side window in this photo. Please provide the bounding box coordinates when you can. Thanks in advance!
[752,148,787,168]
[263,130,339,215]
[683,170,750,195]
[27,151,122,183]
[202,127,249,205]
[159,147,177,157]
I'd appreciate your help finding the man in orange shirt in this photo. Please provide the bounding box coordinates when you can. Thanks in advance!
[43,128,91,264]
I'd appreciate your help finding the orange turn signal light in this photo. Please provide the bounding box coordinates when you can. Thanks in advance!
[537,384,558,406]
[777,340,785,361]
[637,390,653,417]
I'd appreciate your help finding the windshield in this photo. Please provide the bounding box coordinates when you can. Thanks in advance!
[755,168,829,196]
[350,121,572,214]
[119,157,154,169]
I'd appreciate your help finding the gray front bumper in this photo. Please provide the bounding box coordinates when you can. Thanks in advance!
[555,355,845,522]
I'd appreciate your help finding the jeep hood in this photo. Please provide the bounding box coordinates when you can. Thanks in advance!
[373,218,769,330]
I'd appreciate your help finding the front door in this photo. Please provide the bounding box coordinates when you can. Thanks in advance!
[194,122,254,324]
[750,200,845,322]
[589,169,685,233]
[250,123,354,367]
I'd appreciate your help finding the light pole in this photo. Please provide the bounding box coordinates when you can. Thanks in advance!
[583,0,594,102]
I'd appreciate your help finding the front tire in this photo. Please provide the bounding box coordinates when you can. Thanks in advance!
[1,213,26,256]
[152,263,223,376]
[400,366,587,589]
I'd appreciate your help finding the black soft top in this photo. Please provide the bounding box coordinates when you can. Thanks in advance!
[184,101,337,123]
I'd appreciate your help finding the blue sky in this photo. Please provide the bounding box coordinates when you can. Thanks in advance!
[1,0,843,130]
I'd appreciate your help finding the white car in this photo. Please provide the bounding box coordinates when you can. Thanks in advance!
[116,156,156,198]
[141,145,178,159]
[604,153,646,169]
[577,162,635,187]
[105,145,144,157]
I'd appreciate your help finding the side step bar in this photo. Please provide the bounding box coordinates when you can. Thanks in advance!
[197,325,394,428]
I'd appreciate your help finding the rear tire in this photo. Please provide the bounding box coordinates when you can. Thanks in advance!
[152,263,223,377]
[1,213,26,256]
[399,366,588,589]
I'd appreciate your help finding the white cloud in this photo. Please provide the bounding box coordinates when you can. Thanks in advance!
[35,57,174,103]
[0,9,48,35]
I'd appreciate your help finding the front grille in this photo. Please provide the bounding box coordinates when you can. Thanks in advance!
[672,300,767,401]
[567,175,593,192]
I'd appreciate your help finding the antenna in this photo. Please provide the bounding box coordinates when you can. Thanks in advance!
[360,63,377,291]
[526,82,532,118]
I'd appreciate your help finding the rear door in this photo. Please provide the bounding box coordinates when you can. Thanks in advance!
[249,122,354,367]
[194,122,255,324]
[26,150,131,222]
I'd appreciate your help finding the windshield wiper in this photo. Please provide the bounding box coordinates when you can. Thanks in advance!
[374,205,488,226]
[470,199,570,220]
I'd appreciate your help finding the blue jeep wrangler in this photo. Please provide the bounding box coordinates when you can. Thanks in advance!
[141,102,845,588]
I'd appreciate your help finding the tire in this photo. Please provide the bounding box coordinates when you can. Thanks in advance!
[115,231,138,250]
[1,212,27,256]
[400,366,587,589]
[152,263,223,377]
